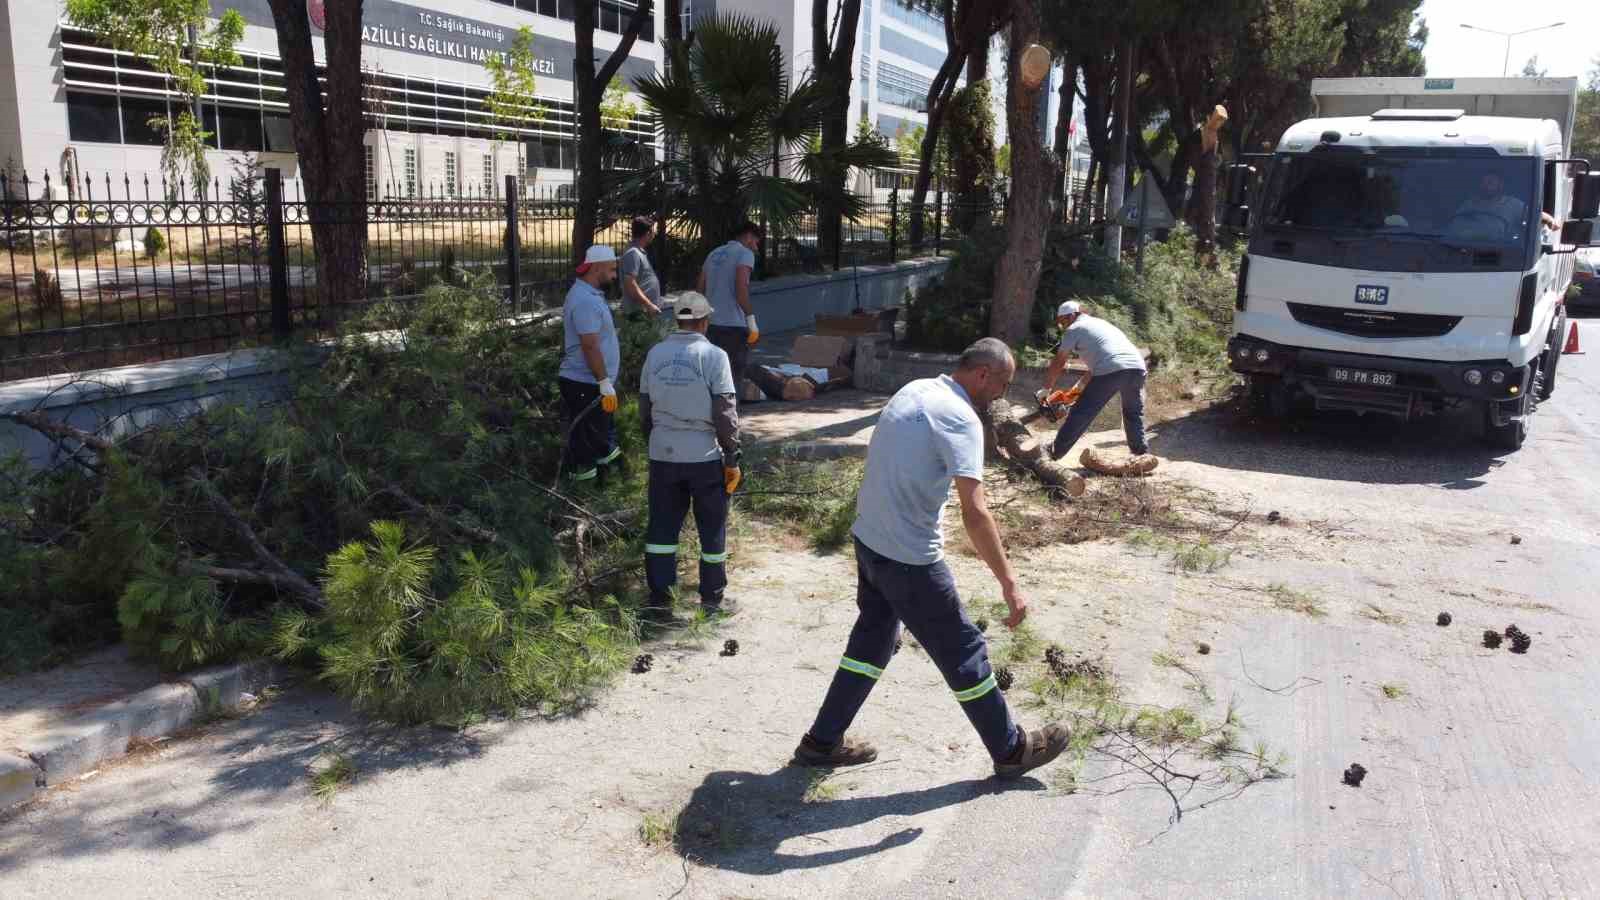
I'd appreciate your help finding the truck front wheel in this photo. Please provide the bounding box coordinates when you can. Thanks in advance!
[1483,363,1542,451]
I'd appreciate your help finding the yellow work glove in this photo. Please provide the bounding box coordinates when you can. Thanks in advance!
[745,314,760,345]
[598,378,618,414]
[724,466,742,495]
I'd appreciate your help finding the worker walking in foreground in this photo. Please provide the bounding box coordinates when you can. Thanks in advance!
[640,293,743,622]
[1040,301,1150,461]
[697,221,763,382]
[794,338,1070,779]
[559,244,624,486]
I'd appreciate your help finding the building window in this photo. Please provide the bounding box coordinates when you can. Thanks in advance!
[444,150,457,197]
[882,1,945,38]
[404,148,417,198]
[66,92,122,144]
[121,97,168,146]
[877,61,932,113]
[365,145,377,200]
[482,154,494,196]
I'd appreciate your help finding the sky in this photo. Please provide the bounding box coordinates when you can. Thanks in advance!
[1420,0,1597,80]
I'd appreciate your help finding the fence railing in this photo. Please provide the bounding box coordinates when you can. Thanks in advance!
[1,169,995,381]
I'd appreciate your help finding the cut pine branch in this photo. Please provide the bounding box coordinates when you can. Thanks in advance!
[189,469,324,607]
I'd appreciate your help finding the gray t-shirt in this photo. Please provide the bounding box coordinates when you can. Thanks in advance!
[620,244,661,314]
[852,375,984,565]
[641,332,736,463]
[559,279,619,385]
[1058,315,1145,376]
[701,240,756,328]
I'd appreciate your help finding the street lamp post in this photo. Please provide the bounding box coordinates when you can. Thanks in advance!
[1459,22,1566,77]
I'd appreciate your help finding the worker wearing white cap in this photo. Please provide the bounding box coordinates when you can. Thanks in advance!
[559,244,624,486]
[639,292,742,621]
[1039,300,1150,460]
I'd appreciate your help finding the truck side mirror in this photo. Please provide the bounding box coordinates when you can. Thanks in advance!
[1561,219,1595,247]
[1225,164,1256,206]
[1574,171,1600,219]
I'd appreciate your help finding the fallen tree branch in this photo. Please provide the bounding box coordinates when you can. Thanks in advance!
[10,410,115,453]
[183,561,326,601]
[189,469,324,607]
[375,480,504,548]
[984,400,1086,497]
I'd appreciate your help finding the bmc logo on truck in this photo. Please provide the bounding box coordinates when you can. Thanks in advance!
[1354,285,1389,306]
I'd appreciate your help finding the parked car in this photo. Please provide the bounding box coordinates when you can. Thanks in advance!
[1574,246,1600,309]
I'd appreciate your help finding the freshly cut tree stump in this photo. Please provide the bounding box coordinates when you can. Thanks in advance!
[985,401,1087,497]
[1080,446,1160,477]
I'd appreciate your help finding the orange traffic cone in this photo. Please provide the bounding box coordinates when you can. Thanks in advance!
[1564,320,1582,355]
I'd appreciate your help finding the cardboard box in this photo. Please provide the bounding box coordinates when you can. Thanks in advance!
[789,334,851,368]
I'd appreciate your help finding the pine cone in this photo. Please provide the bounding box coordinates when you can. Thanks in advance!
[994,667,1015,692]
[1481,630,1502,649]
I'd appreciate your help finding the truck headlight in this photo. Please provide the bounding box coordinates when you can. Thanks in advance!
[1236,347,1251,359]
[1463,369,1483,386]
[1489,370,1506,385]
[1254,348,1270,363]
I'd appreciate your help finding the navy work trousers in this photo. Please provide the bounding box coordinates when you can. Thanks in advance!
[808,537,1020,761]
[1051,367,1149,459]
[707,325,752,382]
[558,377,620,482]
[644,459,729,608]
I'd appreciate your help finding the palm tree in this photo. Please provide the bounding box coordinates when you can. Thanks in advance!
[626,13,895,260]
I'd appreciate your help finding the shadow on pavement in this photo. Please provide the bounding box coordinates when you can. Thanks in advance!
[1151,400,1507,489]
[0,684,492,871]
[671,766,1042,874]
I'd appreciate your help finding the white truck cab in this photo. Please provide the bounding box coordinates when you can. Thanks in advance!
[1224,77,1600,450]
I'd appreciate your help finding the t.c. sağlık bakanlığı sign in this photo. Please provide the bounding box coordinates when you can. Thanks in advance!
[305,0,555,71]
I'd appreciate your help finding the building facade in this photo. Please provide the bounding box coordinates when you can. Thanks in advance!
[0,0,664,197]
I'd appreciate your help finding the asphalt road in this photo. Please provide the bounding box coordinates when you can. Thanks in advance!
[3,321,1598,899]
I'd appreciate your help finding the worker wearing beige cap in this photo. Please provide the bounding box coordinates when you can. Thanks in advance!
[559,244,624,486]
[639,292,742,622]
[1040,300,1149,460]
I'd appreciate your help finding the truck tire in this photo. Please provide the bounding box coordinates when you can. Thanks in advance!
[1246,375,1292,419]
[1484,362,1542,451]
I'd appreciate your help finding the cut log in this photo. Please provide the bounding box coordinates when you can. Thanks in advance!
[986,400,1086,497]
[1080,447,1160,477]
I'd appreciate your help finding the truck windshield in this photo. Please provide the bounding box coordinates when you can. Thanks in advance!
[1259,150,1539,252]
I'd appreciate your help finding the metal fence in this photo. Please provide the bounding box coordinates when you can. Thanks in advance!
[1,169,994,381]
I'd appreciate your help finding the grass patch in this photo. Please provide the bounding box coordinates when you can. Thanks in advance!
[736,456,863,553]
[310,752,356,804]
[803,770,848,803]
[1266,583,1326,618]
[1380,682,1406,700]
[638,809,679,848]
[1126,529,1232,573]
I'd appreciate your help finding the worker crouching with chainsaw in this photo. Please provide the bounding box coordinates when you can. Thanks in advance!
[559,245,625,486]
[1039,300,1150,461]
[793,338,1070,779]
[639,293,742,624]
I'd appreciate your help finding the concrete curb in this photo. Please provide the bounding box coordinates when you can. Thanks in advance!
[4,658,280,814]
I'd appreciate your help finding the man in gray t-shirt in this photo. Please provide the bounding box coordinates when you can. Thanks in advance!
[1040,301,1149,460]
[696,220,763,380]
[620,216,666,326]
[793,338,1070,781]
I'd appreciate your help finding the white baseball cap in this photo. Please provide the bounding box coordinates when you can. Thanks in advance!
[674,291,713,320]
[1056,300,1082,319]
[575,244,617,275]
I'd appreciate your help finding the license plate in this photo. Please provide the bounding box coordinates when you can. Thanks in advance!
[1329,367,1397,387]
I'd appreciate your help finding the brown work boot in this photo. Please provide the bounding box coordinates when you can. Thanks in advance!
[792,734,879,767]
[994,723,1071,780]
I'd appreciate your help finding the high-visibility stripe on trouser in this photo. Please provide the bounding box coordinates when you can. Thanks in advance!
[953,673,997,703]
[838,656,883,680]
[645,543,679,555]
[700,551,728,564]
[571,468,598,482]
[598,446,622,465]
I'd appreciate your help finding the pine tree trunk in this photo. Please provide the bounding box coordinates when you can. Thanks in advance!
[266,0,368,311]
[988,1,1052,345]
[812,0,863,270]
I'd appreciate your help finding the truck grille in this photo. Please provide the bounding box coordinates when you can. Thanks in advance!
[1287,303,1461,339]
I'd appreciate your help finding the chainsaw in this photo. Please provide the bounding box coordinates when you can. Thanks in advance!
[1028,386,1083,424]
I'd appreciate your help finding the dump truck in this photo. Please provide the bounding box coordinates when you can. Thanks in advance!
[1224,76,1600,450]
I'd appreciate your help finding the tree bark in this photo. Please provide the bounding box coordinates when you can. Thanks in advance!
[266,0,368,311]
[988,0,1052,345]
[907,0,962,249]
[985,399,1086,496]
[813,0,864,269]
[573,0,653,261]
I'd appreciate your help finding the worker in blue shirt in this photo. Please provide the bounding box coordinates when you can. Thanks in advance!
[639,292,743,622]
[559,244,623,486]
[793,338,1070,780]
